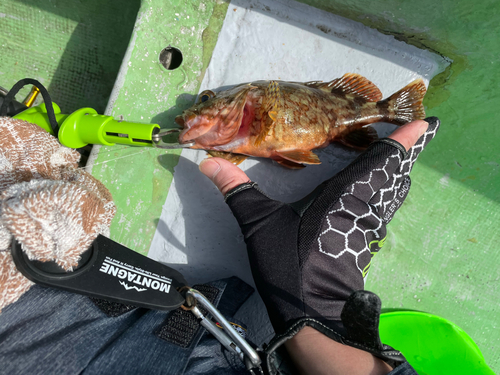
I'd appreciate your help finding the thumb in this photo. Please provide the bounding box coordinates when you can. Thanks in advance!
[199,157,250,195]
[199,157,285,234]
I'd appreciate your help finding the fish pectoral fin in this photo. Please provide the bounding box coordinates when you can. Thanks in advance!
[254,114,277,147]
[276,160,306,169]
[339,126,379,150]
[268,110,278,121]
[316,73,383,102]
[255,81,283,147]
[207,150,248,165]
[276,150,321,165]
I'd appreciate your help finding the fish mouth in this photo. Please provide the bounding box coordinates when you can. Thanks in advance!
[177,111,212,145]
[178,87,255,148]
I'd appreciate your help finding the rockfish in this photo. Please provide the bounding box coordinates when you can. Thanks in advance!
[177,73,426,168]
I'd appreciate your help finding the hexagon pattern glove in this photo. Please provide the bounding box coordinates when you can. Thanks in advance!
[224,118,440,365]
[0,117,116,311]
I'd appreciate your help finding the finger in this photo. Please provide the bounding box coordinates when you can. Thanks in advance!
[345,117,440,203]
[368,117,440,220]
[199,157,250,196]
[388,119,429,151]
[376,117,440,200]
[337,141,406,203]
[369,176,412,224]
[398,116,440,176]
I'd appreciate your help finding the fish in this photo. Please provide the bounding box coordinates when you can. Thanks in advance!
[177,73,426,169]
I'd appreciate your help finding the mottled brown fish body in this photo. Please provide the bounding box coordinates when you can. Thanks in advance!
[231,83,384,156]
[178,73,426,168]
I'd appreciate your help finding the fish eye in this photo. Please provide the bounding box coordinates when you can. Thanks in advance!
[198,90,216,103]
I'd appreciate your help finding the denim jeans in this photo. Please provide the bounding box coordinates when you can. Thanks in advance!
[0,279,418,374]
[390,362,420,375]
[0,277,253,375]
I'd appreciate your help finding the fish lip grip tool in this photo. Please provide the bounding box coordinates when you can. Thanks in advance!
[11,235,262,369]
[0,78,194,150]
[15,104,194,149]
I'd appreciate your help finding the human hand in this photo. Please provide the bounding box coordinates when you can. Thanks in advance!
[199,117,440,366]
[0,117,115,311]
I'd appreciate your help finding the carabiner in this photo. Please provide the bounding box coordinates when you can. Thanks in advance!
[183,288,262,369]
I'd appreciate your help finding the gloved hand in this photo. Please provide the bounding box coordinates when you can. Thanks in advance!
[0,117,116,311]
[200,118,440,371]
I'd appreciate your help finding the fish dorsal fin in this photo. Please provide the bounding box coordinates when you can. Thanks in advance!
[276,150,321,165]
[310,73,383,102]
[302,80,324,87]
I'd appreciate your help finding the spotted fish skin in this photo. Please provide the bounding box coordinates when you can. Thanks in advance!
[177,73,426,168]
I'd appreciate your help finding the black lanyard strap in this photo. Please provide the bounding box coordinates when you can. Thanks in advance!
[0,78,59,135]
[11,234,188,311]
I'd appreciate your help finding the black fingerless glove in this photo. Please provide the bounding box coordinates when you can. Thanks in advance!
[224,118,440,373]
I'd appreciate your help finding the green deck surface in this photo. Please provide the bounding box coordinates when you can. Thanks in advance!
[0,0,139,113]
[1,0,499,372]
[88,0,228,255]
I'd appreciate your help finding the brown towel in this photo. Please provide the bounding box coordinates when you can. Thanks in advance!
[0,117,115,311]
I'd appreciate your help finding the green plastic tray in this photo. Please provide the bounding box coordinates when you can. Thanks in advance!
[380,311,495,375]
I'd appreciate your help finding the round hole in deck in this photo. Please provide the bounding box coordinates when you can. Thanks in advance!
[159,47,183,70]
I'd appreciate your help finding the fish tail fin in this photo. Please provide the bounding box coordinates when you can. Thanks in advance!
[383,79,426,125]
